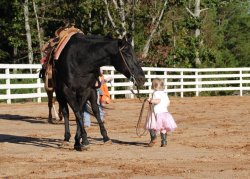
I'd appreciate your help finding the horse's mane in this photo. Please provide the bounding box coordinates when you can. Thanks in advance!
[75,33,117,42]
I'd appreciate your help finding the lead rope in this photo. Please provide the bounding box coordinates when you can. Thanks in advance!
[130,85,142,102]
[136,98,157,137]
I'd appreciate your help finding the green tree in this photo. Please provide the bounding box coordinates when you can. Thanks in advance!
[0,1,26,63]
[221,0,250,66]
[0,0,249,68]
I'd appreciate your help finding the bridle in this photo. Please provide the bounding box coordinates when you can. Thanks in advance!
[119,45,137,85]
[119,44,142,100]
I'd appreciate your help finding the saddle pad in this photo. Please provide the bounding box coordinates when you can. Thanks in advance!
[54,30,83,60]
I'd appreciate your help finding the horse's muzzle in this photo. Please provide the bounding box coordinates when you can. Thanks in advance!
[135,77,146,88]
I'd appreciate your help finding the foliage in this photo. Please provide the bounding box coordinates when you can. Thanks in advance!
[0,0,249,68]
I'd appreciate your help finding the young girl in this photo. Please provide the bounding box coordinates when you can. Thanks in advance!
[146,78,177,147]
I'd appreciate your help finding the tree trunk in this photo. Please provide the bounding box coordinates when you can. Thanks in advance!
[118,0,127,37]
[141,0,168,58]
[186,0,208,66]
[194,0,201,65]
[131,0,135,47]
[32,0,43,58]
[104,0,127,38]
[88,12,92,33]
[24,0,34,64]
[103,0,121,36]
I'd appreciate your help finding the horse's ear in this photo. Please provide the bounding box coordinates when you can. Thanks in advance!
[119,36,126,46]
[106,33,113,39]
[126,34,132,44]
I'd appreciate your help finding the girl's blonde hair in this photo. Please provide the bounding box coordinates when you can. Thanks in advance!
[152,78,164,90]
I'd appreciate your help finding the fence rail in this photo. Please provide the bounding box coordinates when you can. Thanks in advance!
[1,64,250,104]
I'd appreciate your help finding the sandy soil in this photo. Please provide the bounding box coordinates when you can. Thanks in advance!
[0,96,249,178]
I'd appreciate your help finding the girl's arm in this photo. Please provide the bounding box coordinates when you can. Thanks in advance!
[147,98,160,104]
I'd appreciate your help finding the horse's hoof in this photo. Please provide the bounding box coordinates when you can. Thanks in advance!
[48,119,54,124]
[64,134,71,142]
[74,144,90,151]
[103,138,112,144]
[81,139,90,146]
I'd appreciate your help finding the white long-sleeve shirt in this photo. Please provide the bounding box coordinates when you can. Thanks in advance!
[152,90,170,114]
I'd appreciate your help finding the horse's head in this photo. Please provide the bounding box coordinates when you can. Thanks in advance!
[114,36,145,87]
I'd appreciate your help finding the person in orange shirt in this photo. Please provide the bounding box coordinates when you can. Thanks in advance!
[83,68,112,126]
[99,71,111,104]
[98,68,112,123]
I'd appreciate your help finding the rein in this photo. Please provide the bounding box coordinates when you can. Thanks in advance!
[119,45,143,100]
[119,46,137,86]
[136,98,156,137]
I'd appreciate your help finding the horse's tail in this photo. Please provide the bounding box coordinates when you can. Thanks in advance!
[45,64,54,91]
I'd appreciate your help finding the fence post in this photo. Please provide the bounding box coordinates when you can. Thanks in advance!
[164,70,168,95]
[111,69,115,99]
[130,86,135,99]
[181,71,184,98]
[148,70,151,98]
[240,70,243,96]
[195,70,199,96]
[5,68,11,104]
[37,69,42,102]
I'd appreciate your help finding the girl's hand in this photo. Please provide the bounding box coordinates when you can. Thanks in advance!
[147,98,152,103]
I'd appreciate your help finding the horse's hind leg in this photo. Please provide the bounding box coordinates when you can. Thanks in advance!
[61,102,71,142]
[90,90,111,143]
[58,104,64,121]
[52,97,60,121]
[56,91,71,142]
[47,90,54,123]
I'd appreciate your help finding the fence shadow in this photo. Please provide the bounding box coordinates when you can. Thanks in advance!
[0,114,48,124]
[0,134,62,149]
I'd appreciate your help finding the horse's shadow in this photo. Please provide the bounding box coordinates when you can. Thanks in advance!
[88,137,148,147]
[0,114,49,124]
[0,134,148,149]
[0,134,62,149]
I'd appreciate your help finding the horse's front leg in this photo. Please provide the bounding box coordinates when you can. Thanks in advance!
[62,88,90,151]
[90,91,111,143]
[74,111,89,151]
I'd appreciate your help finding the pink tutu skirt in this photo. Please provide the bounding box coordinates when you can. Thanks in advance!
[145,112,177,132]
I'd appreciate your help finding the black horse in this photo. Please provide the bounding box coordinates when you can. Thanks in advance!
[54,33,145,151]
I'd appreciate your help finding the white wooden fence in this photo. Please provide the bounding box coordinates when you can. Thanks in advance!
[1,64,250,104]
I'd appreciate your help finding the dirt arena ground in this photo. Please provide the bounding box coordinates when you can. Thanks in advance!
[0,96,249,178]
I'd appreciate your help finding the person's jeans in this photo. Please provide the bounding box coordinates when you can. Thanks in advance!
[83,101,104,127]
[99,104,104,121]
[83,103,91,127]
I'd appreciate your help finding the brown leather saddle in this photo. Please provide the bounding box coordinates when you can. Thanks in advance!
[41,26,83,91]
